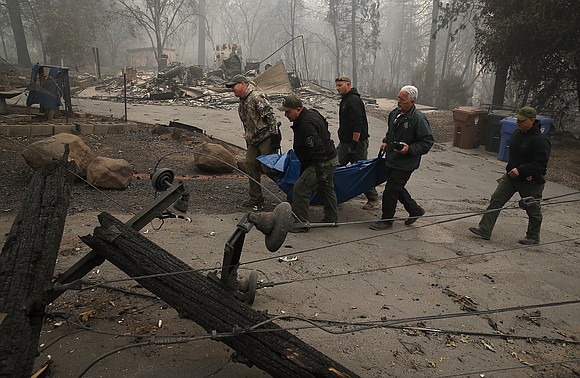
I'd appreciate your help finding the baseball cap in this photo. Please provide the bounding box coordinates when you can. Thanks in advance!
[335,76,351,83]
[515,106,537,121]
[225,74,249,88]
[277,94,303,111]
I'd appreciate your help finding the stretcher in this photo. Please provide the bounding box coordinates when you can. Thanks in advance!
[257,150,389,204]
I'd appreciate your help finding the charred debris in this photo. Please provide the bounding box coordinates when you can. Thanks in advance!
[78,61,338,110]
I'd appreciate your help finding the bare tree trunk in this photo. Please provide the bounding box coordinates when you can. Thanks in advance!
[440,18,452,80]
[329,0,341,77]
[351,0,357,87]
[198,0,206,65]
[423,0,439,106]
[5,0,32,67]
[492,62,509,106]
[81,212,360,378]
[0,29,8,60]
[0,156,73,377]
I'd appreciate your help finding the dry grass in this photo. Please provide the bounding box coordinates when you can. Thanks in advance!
[368,107,579,190]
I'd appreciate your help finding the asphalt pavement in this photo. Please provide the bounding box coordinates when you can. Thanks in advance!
[6,90,579,378]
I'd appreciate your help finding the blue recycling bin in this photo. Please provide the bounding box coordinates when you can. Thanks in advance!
[486,110,513,152]
[498,116,553,162]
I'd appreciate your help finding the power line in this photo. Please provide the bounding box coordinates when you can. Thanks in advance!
[437,359,580,378]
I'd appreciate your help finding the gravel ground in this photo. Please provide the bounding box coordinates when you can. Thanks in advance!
[1,103,578,378]
[1,105,578,221]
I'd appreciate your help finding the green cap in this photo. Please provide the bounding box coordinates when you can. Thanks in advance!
[277,94,303,111]
[515,106,537,121]
[225,74,249,88]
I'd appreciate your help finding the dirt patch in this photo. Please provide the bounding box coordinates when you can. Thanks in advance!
[368,107,580,190]
[1,104,579,378]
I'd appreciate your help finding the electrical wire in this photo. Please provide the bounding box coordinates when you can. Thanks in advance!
[437,359,580,378]
[49,298,579,378]
[73,235,578,293]
[0,134,138,215]
[3,131,578,376]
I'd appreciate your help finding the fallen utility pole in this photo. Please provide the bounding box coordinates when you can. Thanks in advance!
[82,212,359,378]
[0,153,74,378]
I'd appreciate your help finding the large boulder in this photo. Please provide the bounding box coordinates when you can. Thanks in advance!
[194,142,236,173]
[22,133,94,176]
[86,156,133,189]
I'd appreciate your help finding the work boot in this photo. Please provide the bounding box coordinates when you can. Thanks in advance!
[404,207,425,225]
[369,221,393,231]
[469,227,490,240]
[362,200,380,210]
[518,237,539,245]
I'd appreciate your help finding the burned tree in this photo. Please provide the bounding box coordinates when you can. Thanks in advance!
[82,212,360,378]
[0,153,74,377]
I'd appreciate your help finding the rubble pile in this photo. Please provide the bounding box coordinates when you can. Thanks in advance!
[76,62,339,111]
[0,61,344,115]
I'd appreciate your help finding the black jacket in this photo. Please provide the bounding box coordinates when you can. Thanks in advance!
[338,88,370,142]
[382,105,434,171]
[507,120,551,183]
[291,108,337,172]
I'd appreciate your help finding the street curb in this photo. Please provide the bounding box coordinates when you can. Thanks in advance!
[0,121,138,137]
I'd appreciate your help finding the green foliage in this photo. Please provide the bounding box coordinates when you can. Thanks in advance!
[474,0,580,116]
[41,0,101,69]
[436,74,470,110]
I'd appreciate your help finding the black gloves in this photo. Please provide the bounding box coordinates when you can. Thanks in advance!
[271,121,282,151]
[348,140,359,155]
[314,163,327,186]
[271,132,282,151]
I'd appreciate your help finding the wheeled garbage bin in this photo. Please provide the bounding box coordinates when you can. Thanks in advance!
[452,106,488,149]
[486,110,513,153]
[498,115,553,162]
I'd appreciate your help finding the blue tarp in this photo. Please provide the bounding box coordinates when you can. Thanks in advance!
[27,64,72,112]
[258,150,389,204]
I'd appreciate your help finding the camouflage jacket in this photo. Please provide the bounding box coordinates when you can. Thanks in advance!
[238,87,278,146]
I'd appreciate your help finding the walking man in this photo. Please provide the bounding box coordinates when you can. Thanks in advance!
[335,75,379,210]
[469,106,550,244]
[370,85,434,230]
[226,74,281,210]
[278,94,339,232]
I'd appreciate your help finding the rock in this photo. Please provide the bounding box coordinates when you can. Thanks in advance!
[237,158,249,174]
[22,133,94,176]
[86,156,133,189]
[194,142,236,173]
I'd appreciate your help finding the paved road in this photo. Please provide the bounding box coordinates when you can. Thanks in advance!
[65,94,394,153]
[7,91,579,378]
[9,92,575,204]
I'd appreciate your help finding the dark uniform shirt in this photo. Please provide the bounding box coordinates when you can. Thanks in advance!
[507,120,551,183]
[291,108,337,173]
[382,105,434,171]
[338,87,370,142]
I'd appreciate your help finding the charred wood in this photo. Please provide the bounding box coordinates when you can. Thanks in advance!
[0,153,74,377]
[81,212,359,378]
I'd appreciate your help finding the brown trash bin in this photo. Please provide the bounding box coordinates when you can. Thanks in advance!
[452,106,488,149]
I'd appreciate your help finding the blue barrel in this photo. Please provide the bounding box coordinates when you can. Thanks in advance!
[498,118,517,162]
[536,115,554,134]
[498,115,553,162]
